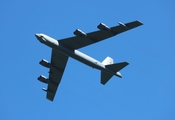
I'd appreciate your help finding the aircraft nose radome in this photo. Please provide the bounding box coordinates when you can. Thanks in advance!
[35,34,39,38]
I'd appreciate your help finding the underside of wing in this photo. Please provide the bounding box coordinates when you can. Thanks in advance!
[45,49,68,101]
[59,20,143,49]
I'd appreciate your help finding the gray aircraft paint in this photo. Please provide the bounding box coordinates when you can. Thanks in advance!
[35,20,143,101]
[35,33,119,76]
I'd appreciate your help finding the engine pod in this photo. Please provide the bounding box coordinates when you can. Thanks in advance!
[38,75,50,84]
[97,23,111,31]
[73,29,87,37]
[39,59,52,68]
[42,88,54,94]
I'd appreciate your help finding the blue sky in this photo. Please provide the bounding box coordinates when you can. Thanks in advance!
[1,0,175,120]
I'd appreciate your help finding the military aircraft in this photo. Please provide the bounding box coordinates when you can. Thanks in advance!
[35,20,143,101]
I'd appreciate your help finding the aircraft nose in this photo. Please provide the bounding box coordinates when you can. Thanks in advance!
[35,34,40,38]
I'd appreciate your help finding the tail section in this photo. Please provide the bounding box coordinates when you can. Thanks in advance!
[101,71,113,85]
[105,62,129,76]
[102,56,114,65]
[101,57,129,85]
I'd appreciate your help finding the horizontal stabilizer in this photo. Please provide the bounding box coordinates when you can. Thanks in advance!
[101,71,113,85]
[101,62,129,84]
[105,62,129,73]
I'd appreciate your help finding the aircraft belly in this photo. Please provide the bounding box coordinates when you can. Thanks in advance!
[55,44,105,70]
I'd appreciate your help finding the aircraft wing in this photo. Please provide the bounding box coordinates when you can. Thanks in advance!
[45,49,68,101]
[59,20,143,49]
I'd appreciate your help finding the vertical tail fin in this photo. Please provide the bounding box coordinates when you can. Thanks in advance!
[102,56,114,65]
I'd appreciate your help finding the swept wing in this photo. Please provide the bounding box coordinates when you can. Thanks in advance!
[42,49,68,101]
[59,20,143,49]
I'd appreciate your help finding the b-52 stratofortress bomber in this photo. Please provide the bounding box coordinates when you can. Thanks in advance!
[35,20,143,101]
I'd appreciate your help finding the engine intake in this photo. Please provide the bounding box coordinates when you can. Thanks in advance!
[38,75,50,84]
[39,59,51,68]
[97,23,111,31]
[74,29,87,37]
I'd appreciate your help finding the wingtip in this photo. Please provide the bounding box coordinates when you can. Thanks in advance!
[101,82,106,85]
[125,62,129,65]
[136,20,143,25]
[47,97,54,102]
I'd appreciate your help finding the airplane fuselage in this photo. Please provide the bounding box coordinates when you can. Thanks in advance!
[35,20,143,101]
[35,33,119,76]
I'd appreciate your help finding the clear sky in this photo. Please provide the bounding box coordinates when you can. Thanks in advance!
[1,0,175,120]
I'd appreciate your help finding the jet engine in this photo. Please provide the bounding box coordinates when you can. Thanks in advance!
[42,88,53,94]
[38,75,50,84]
[97,23,111,31]
[118,22,129,29]
[39,59,51,68]
[73,29,87,37]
